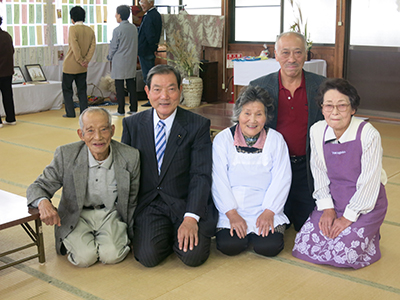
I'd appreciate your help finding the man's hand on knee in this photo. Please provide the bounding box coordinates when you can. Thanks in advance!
[38,199,61,226]
[177,217,198,252]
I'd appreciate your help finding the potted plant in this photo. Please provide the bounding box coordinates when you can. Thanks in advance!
[163,30,203,107]
[289,0,313,60]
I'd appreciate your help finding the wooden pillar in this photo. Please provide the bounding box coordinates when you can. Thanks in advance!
[334,0,348,78]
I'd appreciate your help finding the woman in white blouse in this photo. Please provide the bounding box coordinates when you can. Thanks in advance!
[212,85,291,257]
[292,78,388,269]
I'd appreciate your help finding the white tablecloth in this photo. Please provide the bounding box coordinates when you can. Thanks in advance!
[0,81,63,117]
[233,59,327,86]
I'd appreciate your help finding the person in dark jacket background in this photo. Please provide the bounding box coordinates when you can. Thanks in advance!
[0,16,17,128]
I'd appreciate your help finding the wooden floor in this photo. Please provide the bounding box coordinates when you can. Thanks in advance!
[1,101,400,300]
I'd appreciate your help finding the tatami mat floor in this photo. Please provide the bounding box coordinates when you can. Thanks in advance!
[1,102,400,300]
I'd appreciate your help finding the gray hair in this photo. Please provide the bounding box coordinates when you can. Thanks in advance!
[232,86,274,124]
[79,107,112,132]
[275,31,307,53]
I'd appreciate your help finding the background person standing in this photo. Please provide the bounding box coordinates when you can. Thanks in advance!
[62,6,96,118]
[0,16,16,128]
[107,5,138,116]
[137,0,162,107]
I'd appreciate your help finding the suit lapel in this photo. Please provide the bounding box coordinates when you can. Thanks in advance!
[159,108,188,181]
[113,142,130,220]
[73,145,89,209]
[141,109,159,179]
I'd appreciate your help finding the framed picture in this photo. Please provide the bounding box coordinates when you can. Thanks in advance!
[25,64,47,82]
[12,66,26,84]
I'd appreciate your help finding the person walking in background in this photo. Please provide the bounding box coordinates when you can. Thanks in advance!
[62,6,96,118]
[107,5,139,116]
[0,16,16,128]
[137,0,162,107]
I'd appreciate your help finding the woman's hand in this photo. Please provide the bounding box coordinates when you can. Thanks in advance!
[319,208,336,237]
[329,217,352,239]
[226,209,248,239]
[256,209,275,237]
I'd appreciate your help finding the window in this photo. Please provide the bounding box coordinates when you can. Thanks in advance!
[1,0,52,46]
[56,0,108,45]
[183,0,221,16]
[0,0,108,47]
[154,0,221,15]
[350,0,400,47]
[283,0,335,45]
[234,0,281,43]
[233,0,336,44]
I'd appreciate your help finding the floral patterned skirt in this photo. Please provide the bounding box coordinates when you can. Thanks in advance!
[292,192,387,269]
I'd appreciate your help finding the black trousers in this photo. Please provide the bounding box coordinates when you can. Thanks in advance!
[284,159,316,231]
[216,229,284,257]
[0,76,16,123]
[115,78,137,114]
[133,197,211,267]
[62,72,88,117]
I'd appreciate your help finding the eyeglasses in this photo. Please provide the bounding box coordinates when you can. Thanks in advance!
[322,103,351,112]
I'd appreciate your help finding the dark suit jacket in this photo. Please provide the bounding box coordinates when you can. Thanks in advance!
[0,28,14,78]
[250,70,326,191]
[27,140,140,255]
[138,8,162,56]
[121,107,217,237]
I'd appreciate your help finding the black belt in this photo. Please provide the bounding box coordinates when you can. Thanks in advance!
[83,204,105,210]
[290,155,306,164]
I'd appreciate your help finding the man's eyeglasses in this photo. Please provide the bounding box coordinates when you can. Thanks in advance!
[322,103,350,112]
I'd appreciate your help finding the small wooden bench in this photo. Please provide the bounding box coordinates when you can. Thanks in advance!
[0,189,45,270]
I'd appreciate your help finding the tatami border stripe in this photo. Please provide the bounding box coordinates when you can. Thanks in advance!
[13,120,78,131]
[0,257,104,300]
[0,140,55,154]
[270,256,400,295]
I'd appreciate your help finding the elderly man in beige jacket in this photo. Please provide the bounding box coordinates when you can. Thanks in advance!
[63,6,96,118]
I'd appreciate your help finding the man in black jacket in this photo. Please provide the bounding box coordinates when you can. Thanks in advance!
[138,0,162,107]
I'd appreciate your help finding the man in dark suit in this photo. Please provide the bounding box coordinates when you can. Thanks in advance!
[138,0,162,107]
[122,65,216,267]
[250,32,326,231]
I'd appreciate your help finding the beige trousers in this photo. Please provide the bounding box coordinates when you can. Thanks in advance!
[63,208,130,267]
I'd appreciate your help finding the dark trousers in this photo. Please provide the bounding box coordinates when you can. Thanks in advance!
[0,76,16,123]
[216,229,284,257]
[133,197,211,267]
[62,72,88,117]
[138,53,155,85]
[284,159,316,231]
[115,78,137,114]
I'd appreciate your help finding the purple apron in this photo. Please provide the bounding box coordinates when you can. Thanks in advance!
[292,122,388,269]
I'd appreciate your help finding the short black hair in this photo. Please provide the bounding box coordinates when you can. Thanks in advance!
[316,78,361,112]
[146,65,182,89]
[70,6,85,23]
[117,5,131,21]
[0,16,3,26]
